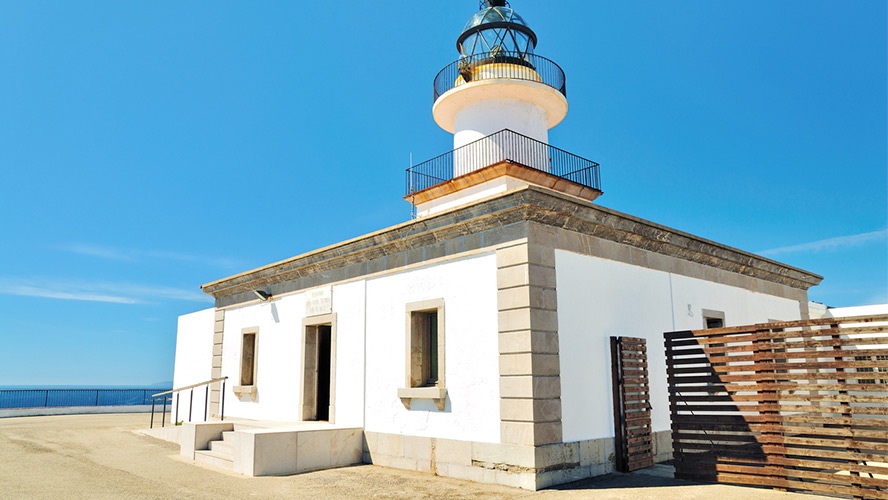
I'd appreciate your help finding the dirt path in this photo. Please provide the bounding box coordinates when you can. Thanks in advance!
[0,413,825,500]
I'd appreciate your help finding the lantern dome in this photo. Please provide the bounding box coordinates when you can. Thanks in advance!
[457,0,537,57]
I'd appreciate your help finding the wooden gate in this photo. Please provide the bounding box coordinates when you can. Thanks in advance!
[665,314,888,499]
[610,336,654,472]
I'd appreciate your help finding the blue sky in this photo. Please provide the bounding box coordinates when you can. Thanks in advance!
[0,1,885,386]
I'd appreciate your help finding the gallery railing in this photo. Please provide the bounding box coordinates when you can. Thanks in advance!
[0,388,171,409]
[405,129,601,196]
[433,51,567,101]
[150,376,227,429]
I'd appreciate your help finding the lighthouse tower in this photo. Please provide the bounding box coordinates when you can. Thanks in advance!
[408,1,601,217]
[433,0,567,154]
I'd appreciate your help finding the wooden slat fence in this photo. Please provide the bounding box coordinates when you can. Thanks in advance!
[611,336,654,472]
[665,314,888,499]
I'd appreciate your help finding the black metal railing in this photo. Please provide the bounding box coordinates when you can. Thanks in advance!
[150,376,227,429]
[405,129,600,197]
[0,388,171,409]
[434,51,566,101]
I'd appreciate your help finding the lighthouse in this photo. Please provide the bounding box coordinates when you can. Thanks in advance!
[433,0,567,153]
[408,0,601,217]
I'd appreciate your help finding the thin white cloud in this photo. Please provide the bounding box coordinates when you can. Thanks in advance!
[0,278,211,305]
[61,243,244,269]
[760,229,887,257]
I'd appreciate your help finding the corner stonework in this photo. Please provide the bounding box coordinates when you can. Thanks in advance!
[496,241,563,447]
[209,308,224,417]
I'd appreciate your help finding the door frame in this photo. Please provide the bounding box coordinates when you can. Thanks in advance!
[300,313,337,423]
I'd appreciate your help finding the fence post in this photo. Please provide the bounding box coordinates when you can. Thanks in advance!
[831,321,862,499]
[150,399,156,429]
[755,325,786,491]
[44,390,49,408]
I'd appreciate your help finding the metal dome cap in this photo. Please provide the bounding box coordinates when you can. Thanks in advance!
[456,1,537,57]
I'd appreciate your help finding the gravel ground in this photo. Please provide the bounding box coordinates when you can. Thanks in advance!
[0,413,825,500]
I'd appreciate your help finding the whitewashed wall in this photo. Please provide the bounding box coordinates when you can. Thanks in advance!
[174,253,500,442]
[171,308,216,421]
[453,99,548,149]
[555,250,803,443]
[220,293,307,422]
[218,282,366,426]
[364,253,501,443]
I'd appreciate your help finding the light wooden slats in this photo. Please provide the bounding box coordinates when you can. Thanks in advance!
[611,336,654,472]
[665,314,888,499]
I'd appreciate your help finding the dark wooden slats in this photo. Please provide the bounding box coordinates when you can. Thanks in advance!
[665,314,888,499]
[611,336,654,472]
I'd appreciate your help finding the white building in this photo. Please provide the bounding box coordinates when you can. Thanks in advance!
[170,0,822,490]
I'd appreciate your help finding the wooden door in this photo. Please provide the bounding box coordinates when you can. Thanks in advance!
[610,336,654,472]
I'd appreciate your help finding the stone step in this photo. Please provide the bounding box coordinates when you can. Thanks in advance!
[221,431,236,442]
[210,440,233,455]
[194,449,233,470]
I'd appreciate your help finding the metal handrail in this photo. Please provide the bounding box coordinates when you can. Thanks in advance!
[149,376,228,429]
[405,129,601,197]
[433,51,566,101]
[151,377,227,398]
[0,388,169,409]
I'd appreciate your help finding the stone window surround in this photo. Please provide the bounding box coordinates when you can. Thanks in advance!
[399,299,447,411]
[233,327,259,401]
[701,309,726,329]
[300,313,338,423]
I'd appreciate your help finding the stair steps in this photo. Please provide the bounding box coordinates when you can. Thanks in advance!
[194,430,238,470]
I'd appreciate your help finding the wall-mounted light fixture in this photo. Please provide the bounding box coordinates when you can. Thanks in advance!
[253,290,272,302]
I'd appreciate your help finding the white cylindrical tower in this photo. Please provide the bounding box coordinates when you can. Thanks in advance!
[432,0,568,176]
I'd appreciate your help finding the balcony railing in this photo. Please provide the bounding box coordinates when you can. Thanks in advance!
[405,129,601,197]
[433,51,566,101]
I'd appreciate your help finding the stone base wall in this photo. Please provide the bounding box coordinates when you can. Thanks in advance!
[363,430,673,490]
[363,431,627,490]
[652,429,673,464]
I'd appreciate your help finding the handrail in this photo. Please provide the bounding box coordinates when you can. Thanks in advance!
[433,51,566,102]
[149,376,228,429]
[151,376,228,398]
[405,129,601,197]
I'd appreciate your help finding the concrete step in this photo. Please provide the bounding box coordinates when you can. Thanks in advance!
[194,449,233,470]
[210,440,233,455]
[221,431,236,442]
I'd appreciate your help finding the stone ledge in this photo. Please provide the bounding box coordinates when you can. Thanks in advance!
[397,387,447,411]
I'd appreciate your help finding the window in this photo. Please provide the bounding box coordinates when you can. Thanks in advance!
[398,299,446,410]
[241,332,256,385]
[702,309,725,329]
[413,310,439,387]
[234,327,259,400]
[701,309,727,367]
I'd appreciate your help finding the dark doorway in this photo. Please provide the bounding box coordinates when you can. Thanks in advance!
[316,325,332,421]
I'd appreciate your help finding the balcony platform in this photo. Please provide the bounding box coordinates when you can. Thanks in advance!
[406,160,602,217]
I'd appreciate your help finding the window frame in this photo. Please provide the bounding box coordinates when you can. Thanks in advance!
[398,299,447,410]
[702,309,726,329]
[233,327,259,401]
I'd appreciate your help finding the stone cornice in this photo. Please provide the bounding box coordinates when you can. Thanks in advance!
[515,186,822,290]
[202,186,822,303]
[201,194,534,300]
